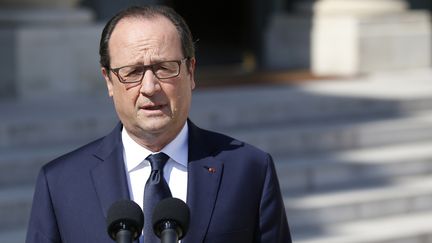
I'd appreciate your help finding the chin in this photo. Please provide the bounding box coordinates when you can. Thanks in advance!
[139,117,172,133]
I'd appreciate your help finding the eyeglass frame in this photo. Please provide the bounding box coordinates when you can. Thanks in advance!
[108,57,190,84]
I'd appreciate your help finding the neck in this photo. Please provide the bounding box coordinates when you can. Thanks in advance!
[125,123,185,152]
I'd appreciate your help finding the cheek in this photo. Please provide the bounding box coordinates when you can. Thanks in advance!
[112,85,139,111]
[172,86,192,111]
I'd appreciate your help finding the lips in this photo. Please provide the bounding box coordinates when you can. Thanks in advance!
[140,104,166,111]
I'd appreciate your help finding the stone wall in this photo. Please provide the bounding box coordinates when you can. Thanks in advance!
[0,6,105,100]
[263,0,432,76]
[312,0,431,76]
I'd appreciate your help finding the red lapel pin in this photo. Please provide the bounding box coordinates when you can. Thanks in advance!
[204,166,216,173]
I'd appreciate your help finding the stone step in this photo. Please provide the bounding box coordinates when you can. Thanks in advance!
[2,143,432,226]
[0,96,118,149]
[276,141,432,193]
[0,228,26,243]
[0,186,33,232]
[4,177,432,243]
[1,81,432,148]
[192,68,432,130]
[286,175,432,230]
[191,86,432,130]
[2,122,432,189]
[0,142,83,187]
[228,111,432,156]
[293,210,432,243]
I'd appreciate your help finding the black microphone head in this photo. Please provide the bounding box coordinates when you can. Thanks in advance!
[152,197,190,239]
[106,200,144,241]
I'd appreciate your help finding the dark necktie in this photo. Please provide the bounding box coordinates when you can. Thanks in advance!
[143,153,172,243]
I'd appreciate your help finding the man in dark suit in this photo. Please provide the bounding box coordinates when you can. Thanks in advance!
[26,5,291,243]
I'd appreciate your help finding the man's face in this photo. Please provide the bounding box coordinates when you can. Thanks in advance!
[102,16,195,149]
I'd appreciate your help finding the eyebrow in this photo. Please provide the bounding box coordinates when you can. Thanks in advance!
[131,58,168,66]
[112,57,171,69]
[149,57,168,63]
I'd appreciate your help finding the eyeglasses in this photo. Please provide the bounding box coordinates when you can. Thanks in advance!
[110,58,188,83]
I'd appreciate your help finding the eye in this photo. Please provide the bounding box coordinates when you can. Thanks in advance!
[156,63,170,71]
[122,66,144,77]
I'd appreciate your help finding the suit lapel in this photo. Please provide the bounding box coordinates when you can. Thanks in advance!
[184,121,224,243]
[90,123,130,217]
[88,121,225,242]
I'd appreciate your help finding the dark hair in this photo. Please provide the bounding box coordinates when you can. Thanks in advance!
[99,5,195,70]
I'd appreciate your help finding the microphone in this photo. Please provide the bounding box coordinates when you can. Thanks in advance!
[152,198,190,243]
[107,200,144,243]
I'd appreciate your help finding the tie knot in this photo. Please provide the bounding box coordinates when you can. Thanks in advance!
[147,152,169,171]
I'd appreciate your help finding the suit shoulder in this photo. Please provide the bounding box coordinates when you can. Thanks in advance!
[196,127,270,159]
[42,136,105,173]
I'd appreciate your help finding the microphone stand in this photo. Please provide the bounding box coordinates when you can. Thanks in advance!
[116,229,133,243]
[159,221,180,243]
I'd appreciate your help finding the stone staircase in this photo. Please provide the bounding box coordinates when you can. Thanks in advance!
[0,68,431,243]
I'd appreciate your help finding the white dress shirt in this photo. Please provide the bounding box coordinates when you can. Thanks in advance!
[122,123,189,211]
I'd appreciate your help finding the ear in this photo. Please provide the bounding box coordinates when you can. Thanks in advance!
[188,57,196,90]
[102,67,114,97]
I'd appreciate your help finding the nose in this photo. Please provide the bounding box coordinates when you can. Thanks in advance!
[139,69,161,96]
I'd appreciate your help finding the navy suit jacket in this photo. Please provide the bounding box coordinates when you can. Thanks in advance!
[26,121,291,243]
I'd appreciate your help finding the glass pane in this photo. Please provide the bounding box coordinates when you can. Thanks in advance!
[119,66,144,82]
[154,61,179,78]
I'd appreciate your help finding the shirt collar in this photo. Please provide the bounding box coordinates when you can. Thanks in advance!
[122,123,189,172]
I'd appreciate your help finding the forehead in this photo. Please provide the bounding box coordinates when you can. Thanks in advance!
[108,15,182,63]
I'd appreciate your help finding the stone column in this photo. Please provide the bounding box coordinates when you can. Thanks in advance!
[0,0,105,100]
[312,0,432,76]
[263,0,315,70]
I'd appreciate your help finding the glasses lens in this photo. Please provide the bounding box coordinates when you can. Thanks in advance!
[118,66,145,83]
[115,60,182,83]
[153,61,180,79]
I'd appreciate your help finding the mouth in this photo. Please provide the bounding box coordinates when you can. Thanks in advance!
[146,105,164,110]
[140,104,167,111]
